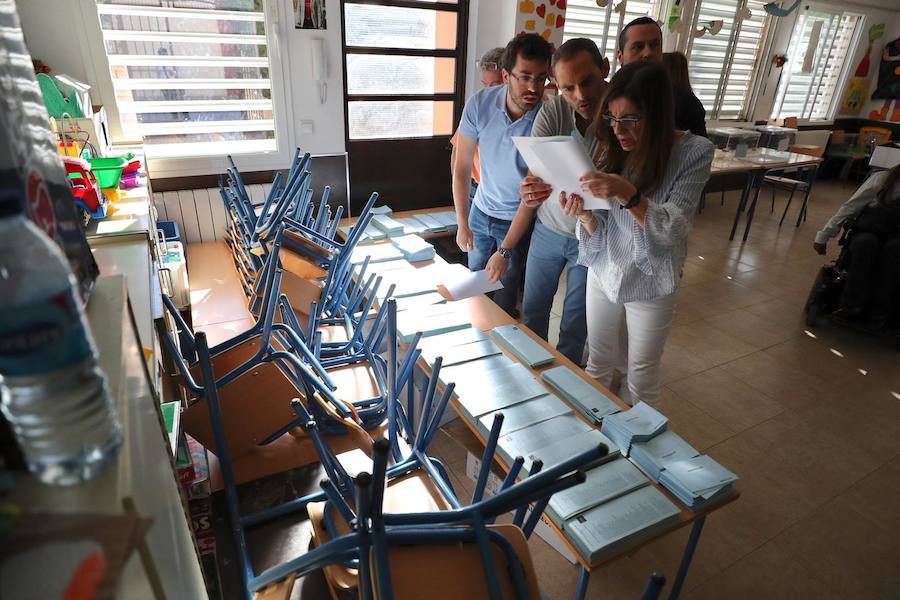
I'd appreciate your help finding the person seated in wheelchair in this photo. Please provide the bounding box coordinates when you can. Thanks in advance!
[813,164,900,328]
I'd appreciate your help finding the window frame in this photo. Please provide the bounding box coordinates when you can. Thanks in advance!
[77,0,295,178]
[339,0,468,143]
[769,5,865,124]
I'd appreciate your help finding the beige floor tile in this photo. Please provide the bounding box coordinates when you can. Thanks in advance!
[704,308,801,350]
[772,495,900,600]
[660,321,757,384]
[836,457,900,536]
[684,539,844,600]
[666,367,786,434]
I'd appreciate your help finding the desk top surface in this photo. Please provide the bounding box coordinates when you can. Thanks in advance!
[711,148,823,174]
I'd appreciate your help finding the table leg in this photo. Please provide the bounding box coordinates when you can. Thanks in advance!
[729,172,754,240]
[576,566,590,600]
[741,173,763,242]
[668,516,706,600]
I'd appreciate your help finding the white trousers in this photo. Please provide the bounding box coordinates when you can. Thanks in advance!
[585,273,676,406]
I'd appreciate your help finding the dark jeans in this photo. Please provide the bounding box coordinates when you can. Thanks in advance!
[842,232,900,321]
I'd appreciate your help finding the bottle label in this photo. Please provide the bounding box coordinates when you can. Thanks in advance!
[0,288,95,377]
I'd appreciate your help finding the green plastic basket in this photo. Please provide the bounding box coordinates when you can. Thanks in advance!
[86,157,128,189]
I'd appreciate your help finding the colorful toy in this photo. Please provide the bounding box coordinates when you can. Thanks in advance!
[62,156,109,222]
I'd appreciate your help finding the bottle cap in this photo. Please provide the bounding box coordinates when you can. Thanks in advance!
[0,191,24,219]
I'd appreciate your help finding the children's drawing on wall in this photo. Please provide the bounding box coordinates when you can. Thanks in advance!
[840,23,884,116]
[295,0,326,30]
[869,36,900,122]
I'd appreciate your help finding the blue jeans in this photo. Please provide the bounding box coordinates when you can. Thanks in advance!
[467,204,524,316]
[522,221,588,364]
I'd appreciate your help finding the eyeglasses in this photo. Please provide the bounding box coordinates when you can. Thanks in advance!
[508,71,551,87]
[603,113,642,130]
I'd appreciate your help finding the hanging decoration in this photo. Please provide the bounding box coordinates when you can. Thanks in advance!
[763,0,801,18]
[517,0,568,47]
[667,0,682,32]
[692,21,723,38]
[596,0,610,7]
[614,1,628,16]
[738,5,753,21]
[839,23,884,116]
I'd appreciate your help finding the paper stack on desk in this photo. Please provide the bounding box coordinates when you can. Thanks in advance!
[443,359,547,418]
[601,402,667,456]
[371,214,406,236]
[564,485,682,564]
[392,291,446,313]
[545,458,651,528]
[495,412,617,473]
[396,304,472,343]
[412,213,448,233]
[430,210,458,231]
[476,393,573,440]
[396,217,429,235]
[491,325,554,368]
[658,455,738,510]
[519,428,619,474]
[350,242,404,264]
[390,234,435,262]
[421,337,503,368]
[541,366,620,424]
[629,431,699,482]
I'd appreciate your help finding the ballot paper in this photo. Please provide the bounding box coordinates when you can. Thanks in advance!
[512,136,613,210]
[546,458,651,527]
[441,269,503,300]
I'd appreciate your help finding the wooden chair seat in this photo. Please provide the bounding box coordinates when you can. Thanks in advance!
[373,524,541,600]
[308,470,453,595]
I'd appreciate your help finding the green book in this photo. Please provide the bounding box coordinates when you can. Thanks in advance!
[161,401,181,457]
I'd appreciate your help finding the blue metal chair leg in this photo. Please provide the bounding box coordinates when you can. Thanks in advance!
[575,566,591,600]
[668,515,706,600]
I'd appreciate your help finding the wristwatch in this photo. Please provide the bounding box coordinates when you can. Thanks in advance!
[621,189,642,209]
[497,247,512,261]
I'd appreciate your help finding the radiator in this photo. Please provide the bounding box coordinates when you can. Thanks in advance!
[150,183,273,243]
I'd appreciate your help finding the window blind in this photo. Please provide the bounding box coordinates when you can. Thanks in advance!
[562,0,661,72]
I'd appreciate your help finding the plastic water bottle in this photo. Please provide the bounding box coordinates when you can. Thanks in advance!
[0,195,122,485]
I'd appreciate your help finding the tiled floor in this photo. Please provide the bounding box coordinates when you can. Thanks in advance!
[439,178,900,599]
[190,178,900,599]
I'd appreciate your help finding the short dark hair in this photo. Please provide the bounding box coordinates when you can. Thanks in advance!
[501,33,553,73]
[552,37,605,69]
[618,16,662,51]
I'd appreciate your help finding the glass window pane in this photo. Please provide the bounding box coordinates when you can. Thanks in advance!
[347,55,455,95]
[348,101,453,139]
[344,4,457,50]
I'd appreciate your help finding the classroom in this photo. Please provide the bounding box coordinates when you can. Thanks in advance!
[1,0,899,598]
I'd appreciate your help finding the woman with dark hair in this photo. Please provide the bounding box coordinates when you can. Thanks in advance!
[560,61,714,405]
[814,164,900,328]
[661,51,707,137]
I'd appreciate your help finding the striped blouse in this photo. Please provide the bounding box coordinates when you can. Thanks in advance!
[577,133,715,303]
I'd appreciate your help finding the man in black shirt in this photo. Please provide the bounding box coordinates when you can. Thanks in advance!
[617,17,707,137]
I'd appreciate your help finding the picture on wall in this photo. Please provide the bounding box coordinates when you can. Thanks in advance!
[294,0,326,30]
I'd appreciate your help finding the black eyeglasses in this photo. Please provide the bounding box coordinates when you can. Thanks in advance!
[508,71,551,87]
[603,113,642,130]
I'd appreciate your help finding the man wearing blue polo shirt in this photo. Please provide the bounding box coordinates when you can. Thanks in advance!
[453,33,553,316]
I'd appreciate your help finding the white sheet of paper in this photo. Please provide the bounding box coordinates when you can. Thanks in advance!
[442,269,503,301]
[513,136,613,210]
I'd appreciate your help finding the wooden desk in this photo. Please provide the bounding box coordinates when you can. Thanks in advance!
[339,205,456,241]
[710,149,823,242]
[395,254,738,599]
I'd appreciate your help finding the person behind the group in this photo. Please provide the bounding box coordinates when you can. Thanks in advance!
[813,164,900,328]
[486,37,609,364]
[560,61,714,405]
[661,51,707,137]
[450,47,505,204]
[618,17,707,137]
[453,33,553,316]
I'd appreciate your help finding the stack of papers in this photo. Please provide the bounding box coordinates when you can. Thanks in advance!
[371,206,393,216]
[496,413,594,470]
[476,394,573,440]
[445,359,547,418]
[411,213,447,233]
[491,325,554,368]
[363,223,387,241]
[390,234,435,262]
[396,305,472,343]
[518,428,619,474]
[395,217,428,235]
[601,402,667,456]
[416,327,489,356]
[392,291,447,313]
[565,485,682,564]
[545,458,651,528]
[371,214,406,235]
[658,455,738,510]
[349,242,404,265]
[420,337,503,368]
[430,210,458,231]
[629,431,699,482]
[541,366,621,424]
